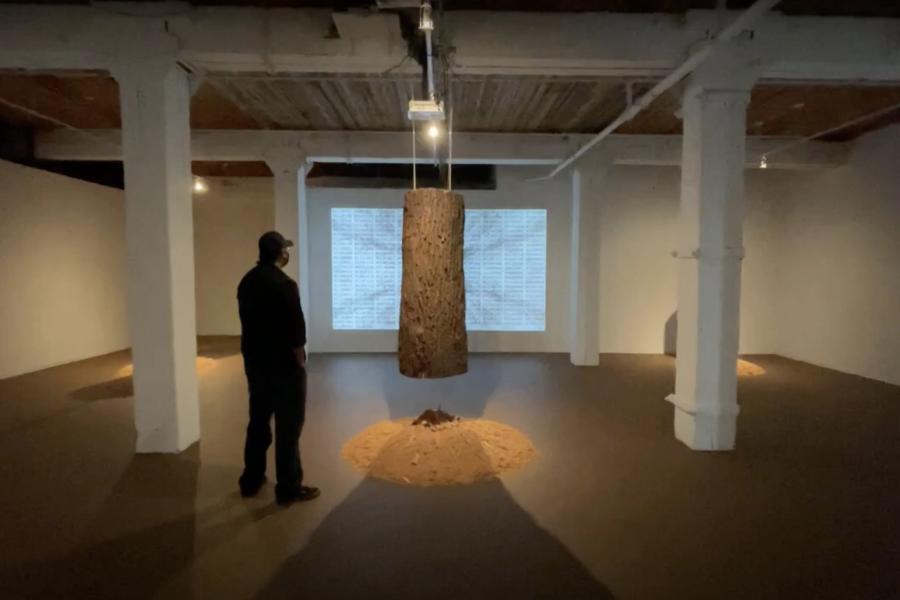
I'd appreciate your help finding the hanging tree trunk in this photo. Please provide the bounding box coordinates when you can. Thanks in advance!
[398,188,468,378]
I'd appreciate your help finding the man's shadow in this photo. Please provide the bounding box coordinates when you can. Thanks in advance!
[69,376,134,401]
[253,477,616,600]
[378,353,502,420]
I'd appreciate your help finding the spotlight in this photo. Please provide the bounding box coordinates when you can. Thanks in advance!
[192,177,209,194]
[427,124,439,139]
[759,156,768,169]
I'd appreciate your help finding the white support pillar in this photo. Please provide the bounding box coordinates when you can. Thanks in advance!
[114,57,199,454]
[569,154,610,366]
[666,59,754,451]
[265,153,311,349]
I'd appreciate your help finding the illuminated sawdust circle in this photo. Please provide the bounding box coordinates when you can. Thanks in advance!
[342,418,538,486]
[737,359,765,377]
[116,357,217,378]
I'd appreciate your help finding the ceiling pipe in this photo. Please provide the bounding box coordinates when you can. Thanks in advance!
[541,0,781,180]
[759,98,900,165]
[421,1,437,101]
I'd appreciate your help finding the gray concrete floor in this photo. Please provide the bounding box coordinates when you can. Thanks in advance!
[0,337,898,599]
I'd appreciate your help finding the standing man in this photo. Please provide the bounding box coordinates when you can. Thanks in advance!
[237,231,319,505]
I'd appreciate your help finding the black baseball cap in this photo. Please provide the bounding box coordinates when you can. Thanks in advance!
[258,231,294,261]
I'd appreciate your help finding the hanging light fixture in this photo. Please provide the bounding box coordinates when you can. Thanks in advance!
[407,1,443,123]
[407,0,445,187]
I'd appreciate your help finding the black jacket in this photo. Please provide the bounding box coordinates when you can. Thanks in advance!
[237,263,307,374]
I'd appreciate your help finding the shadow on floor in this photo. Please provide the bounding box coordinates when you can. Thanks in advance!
[67,336,240,402]
[197,336,242,360]
[664,311,677,357]
[378,355,502,420]
[0,445,275,600]
[253,477,615,600]
[69,376,134,401]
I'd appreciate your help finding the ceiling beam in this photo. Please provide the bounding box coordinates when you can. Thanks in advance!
[445,11,900,83]
[0,6,899,83]
[34,129,849,170]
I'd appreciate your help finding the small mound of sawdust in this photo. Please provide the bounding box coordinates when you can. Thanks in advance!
[737,359,765,377]
[342,418,538,486]
[412,407,459,427]
[116,357,217,378]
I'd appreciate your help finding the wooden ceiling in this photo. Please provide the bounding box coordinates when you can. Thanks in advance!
[2,72,900,142]
[0,1,897,18]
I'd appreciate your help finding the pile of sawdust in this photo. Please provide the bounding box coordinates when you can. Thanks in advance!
[342,418,538,486]
[669,356,766,378]
[737,359,765,377]
[116,357,217,378]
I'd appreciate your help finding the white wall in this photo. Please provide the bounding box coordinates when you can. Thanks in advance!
[193,178,274,335]
[0,160,129,379]
[307,168,572,353]
[775,125,900,386]
[598,165,789,355]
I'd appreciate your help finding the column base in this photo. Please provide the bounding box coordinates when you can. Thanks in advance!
[569,352,600,367]
[136,400,200,454]
[136,423,199,455]
[667,394,739,451]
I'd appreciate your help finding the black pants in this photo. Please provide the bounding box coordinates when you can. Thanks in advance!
[240,366,306,495]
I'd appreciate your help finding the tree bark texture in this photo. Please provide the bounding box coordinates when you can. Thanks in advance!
[398,188,468,378]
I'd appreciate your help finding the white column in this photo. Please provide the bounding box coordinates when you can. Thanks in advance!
[666,61,754,451]
[114,58,199,454]
[265,154,311,348]
[569,155,609,366]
